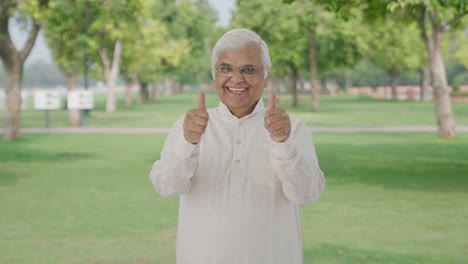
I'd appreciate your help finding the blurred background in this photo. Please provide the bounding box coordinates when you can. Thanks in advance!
[1,0,467,263]
[1,0,467,137]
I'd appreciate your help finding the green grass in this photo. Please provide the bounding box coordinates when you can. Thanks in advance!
[18,90,468,128]
[1,133,467,263]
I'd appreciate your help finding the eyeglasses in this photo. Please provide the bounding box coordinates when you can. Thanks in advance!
[215,64,261,77]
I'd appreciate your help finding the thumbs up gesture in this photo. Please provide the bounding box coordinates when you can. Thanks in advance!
[183,91,209,144]
[264,91,291,142]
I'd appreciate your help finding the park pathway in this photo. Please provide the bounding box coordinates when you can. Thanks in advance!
[3,126,468,134]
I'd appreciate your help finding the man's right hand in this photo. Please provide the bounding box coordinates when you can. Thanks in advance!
[183,91,209,144]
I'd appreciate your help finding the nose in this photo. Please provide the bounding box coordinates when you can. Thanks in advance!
[230,68,244,82]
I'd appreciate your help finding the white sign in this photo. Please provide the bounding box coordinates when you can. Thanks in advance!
[34,90,62,110]
[67,90,94,109]
[21,91,28,109]
[1,90,30,110]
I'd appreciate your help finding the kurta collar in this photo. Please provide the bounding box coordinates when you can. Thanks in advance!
[217,98,265,121]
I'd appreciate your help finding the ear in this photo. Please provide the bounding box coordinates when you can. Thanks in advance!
[264,74,269,88]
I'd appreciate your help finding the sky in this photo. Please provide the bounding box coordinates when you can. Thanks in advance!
[10,0,235,65]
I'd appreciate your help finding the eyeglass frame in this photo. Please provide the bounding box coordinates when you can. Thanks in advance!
[214,63,265,78]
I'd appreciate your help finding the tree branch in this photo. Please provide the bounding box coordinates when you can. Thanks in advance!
[18,19,41,63]
[0,4,17,68]
[443,9,468,31]
[417,6,429,44]
[98,46,111,78]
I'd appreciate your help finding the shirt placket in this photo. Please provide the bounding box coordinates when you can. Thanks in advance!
[230,119,244,195]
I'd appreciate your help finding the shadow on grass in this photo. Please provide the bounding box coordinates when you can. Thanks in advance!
[0,148,94,163]
[0,141,95,186]
[304,243,451,264]
[0,169,28,186]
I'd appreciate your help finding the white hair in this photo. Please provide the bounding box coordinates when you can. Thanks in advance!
[211,28,271,80]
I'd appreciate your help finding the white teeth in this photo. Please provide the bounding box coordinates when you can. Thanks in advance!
[227,87,247,93]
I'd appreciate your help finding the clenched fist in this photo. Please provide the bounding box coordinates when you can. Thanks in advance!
[183,91,209,144]
[264,91,291,142]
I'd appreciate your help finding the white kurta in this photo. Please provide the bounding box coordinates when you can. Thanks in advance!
[149,99,325,264]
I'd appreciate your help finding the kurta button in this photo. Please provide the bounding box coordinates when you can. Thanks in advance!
[235,159,240,164]
[236,140,242,144]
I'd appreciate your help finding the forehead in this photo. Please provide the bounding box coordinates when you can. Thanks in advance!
[216,44,262,66]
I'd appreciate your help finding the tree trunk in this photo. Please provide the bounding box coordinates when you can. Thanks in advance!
[287,61,298,107]
[419,64,431,101]
[270,76,280,94]
[125,74,137,108]
[152,83,161,101]
[309,42,320,112]
[174,82,182,94]
[98,39,122,112]
[64,72,80,126]
[138,82,149,104]
[164,77,173,96]
[418,9,456,138]
[320,79,327,95]
[389,72,400,101]
[270,77,282,103]
[125,84,132,108]
[289,77,298,107]
[3,65,22,140]
[344,68,352,91]
[430,29,455,138]
[0,14,41,141]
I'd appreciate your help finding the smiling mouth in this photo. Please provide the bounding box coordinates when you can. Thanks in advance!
[227,87,247,94]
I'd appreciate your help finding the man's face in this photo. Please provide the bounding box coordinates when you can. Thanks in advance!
[214,44,266,118]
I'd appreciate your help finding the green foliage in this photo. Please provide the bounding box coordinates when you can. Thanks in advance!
[387,0,468,30]
[160,0,219,83]
[83,0,143,78]
[16,0,50,23]
[367,19,423,76]
[234,0,368,80]
[44,0,88,75]
[43,0,144,81]
[451,28,468,69]
[118,0,218,85]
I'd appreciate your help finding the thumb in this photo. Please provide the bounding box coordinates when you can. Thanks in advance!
[198,91,206,110]
[267,91,276,110]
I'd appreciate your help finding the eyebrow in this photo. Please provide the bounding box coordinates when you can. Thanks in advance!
[218,63,257,67]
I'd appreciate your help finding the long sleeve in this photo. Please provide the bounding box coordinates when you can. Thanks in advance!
[270,119,325,205]
[151,102,324,263]
[149,117,200,197]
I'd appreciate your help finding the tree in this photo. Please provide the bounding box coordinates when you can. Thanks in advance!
[367,19,422,100]
[85,0,142,112]
[118,0,169,106]
[451,27,468,71]
[44,0,88,125]
[386,0,468,138]
[0,0,49,141]
[119,0,203,105]
[233,0,305,106]
[236,0,368,110]
[286,0,467,138]
[167,0,218,85]
[152,0,217,95]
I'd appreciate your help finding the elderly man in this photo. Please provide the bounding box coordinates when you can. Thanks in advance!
[149,28,325,264]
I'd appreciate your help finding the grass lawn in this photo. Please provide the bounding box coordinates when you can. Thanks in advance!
[18,90,468,128]
[1,133,467,263]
